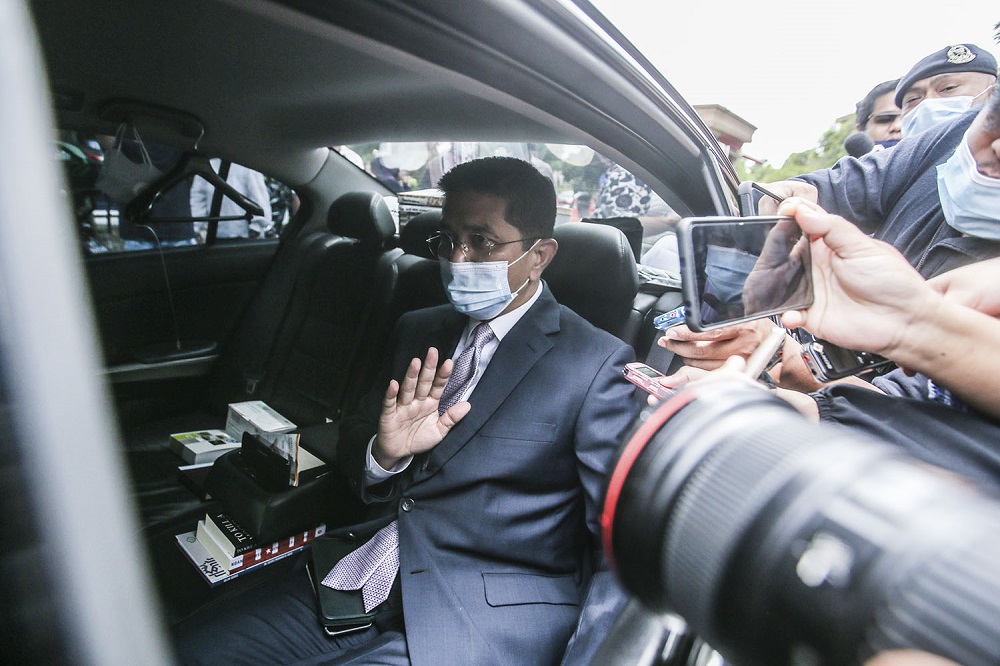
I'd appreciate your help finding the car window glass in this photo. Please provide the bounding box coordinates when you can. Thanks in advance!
[57,129,296,254]
[345,141,679,270]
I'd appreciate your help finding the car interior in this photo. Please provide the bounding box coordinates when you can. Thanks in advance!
[5,0,741,662]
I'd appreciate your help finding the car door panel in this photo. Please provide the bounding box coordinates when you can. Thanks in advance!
[86,240,279,418]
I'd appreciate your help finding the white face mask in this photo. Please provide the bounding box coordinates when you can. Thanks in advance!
[936,130,1000,239]
[439,241,538,320]
[901,96,974,137]
[94,124,163,204]
[901,85,994,137]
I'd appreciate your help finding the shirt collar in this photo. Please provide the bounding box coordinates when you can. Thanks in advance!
[464,280,544,342]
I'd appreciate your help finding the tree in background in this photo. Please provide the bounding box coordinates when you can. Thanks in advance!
[738,114,854,183]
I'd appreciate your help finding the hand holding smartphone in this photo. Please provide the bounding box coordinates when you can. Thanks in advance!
[737,181,784,216]
[677,215,813,331]
[801,339,894,382]
[742,326,786,379]
[653,305,686,330]
[623,362,675,400]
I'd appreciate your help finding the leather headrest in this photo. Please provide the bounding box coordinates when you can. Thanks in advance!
[399,210,442,259]
[327,191,396,245]
[546,223,639,337]
[582,217,643,263]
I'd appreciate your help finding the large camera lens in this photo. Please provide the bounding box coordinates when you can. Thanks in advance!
[602,381,1000,666]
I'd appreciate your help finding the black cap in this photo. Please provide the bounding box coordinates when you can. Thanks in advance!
[894,44,998,108]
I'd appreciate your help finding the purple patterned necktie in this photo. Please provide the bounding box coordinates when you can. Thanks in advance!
[438,322,494,414]
[322,521,399,612]
[322,325,494,612]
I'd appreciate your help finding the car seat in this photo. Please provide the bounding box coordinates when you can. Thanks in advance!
[546,223,641,347]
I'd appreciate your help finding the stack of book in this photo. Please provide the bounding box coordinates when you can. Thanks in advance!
[176,509,326,587]
[397,188,444,228]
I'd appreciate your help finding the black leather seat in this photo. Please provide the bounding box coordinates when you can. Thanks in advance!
[124,191,396,531]
[393,210,449,312]
[547,223,642,348]
[251,192,396,425]
[335,210,448,412]
[582,216,644,263]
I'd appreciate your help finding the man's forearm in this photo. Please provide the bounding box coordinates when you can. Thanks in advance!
[887,297,1000,419]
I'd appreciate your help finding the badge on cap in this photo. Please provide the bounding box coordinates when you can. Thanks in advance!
[946,45,976,65]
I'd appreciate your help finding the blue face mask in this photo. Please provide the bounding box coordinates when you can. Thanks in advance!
[901,96,974,137]
[440,241,538,320]
[936,131,1000,239]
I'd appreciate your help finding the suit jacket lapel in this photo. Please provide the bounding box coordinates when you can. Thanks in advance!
[424,310,466,362]
[413,287,561,483]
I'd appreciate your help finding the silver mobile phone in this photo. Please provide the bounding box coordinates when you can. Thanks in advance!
[677,215,813,331]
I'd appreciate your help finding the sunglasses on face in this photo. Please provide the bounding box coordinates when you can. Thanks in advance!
[870,113,901,125]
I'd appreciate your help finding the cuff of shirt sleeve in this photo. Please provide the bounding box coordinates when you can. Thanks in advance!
[365,435,413,482]
[811,389,834,423]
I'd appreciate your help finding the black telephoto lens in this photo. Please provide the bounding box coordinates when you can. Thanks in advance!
[602,381,1000,666]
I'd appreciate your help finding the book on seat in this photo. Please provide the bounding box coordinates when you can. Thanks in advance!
[169,429,241,465]
[225,400,296,441]
[176,517,326,587]
[175,529,310,587]
[195,520,326,573]
[308,536,379,636]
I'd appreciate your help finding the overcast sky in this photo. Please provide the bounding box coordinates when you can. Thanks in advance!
[589,0,999,165]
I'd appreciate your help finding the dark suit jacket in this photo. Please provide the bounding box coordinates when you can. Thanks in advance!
[338,285,640,665]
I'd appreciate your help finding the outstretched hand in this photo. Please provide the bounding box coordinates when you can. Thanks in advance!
[777,198,937,357]
[373,347,471,470]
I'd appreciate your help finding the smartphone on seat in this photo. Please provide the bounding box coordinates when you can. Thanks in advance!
[676,215,813,331]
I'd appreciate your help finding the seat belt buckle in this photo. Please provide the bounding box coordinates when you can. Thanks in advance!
[244,373,263,396]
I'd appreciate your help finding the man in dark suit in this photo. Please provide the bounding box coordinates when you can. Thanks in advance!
[175,157,640,665]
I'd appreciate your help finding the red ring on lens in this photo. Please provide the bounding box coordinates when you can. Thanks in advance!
[601,387,698,573]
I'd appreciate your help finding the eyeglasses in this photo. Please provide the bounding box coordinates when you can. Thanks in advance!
[870,113,900,125]
[426,231,539,261]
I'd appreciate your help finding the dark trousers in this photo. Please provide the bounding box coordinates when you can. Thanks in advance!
[172,554,407,665]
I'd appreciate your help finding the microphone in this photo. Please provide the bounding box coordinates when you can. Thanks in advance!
[843,132,875,158]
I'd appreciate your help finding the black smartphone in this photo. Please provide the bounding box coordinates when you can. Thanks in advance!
[737,181,784,216]
[677,215,813,331]
[801,339,894,382]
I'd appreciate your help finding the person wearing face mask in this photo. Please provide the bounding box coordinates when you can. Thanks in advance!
[174,157,640,666]
[658,43,1000,389]
[657,197,1000,506]
[936,88,1000,239]
[854,79,903,149]
[897,44,997,138]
